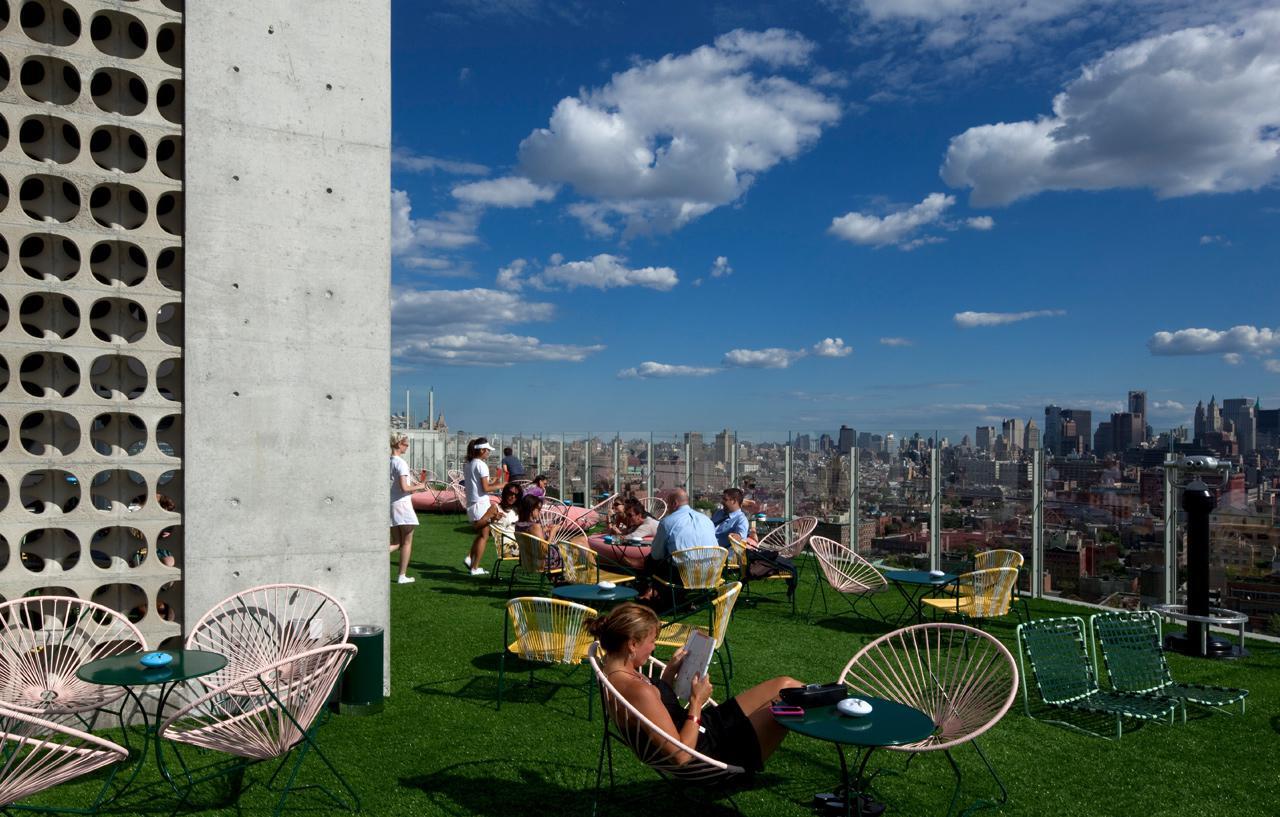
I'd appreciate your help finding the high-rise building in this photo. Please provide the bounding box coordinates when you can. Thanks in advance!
[1060,409,1092,454]
[1194,400,1206,441]
[1222,399,1256,455]
[1128,390,1147,443]
[837,425,855,455]
[1207,396,1222,434]
[1257,405,1279,448]
[818,433,834,453]
[1024,420,1041,450]
[0,4,392,656]
[714,429,735,462]
[1043,405,1063,453]
[1094,421,1114,455]
[857,431,872,450]
[1002,418,1023,454]
[975,426,996,453]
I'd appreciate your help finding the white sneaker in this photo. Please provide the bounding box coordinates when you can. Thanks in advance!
[463,556,472,569]
[396,575,416,584]
[469,567,489,576]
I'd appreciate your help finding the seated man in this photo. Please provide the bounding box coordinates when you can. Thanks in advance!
[644,489,716,585]
[710,488,749,550]
[591,498,660,570]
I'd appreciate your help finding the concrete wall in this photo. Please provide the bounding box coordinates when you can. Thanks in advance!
[184,3,391,684]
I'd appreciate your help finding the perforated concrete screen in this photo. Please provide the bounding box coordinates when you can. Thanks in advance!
[0,0,184,648]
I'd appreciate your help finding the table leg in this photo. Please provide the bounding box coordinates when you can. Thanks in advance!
[891,583,926,626]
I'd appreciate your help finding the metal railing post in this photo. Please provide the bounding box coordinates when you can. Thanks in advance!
[558,433,565,501]
[647,433,654,499]
[1031,448,1044,599]
[1164,456,1178,606]
[684,440,691,489]
[536,434,543,475]
[850,447,859,551]
[929,447,941,571]
[584,433,591,502]
[729,430,737,487]
[613,435,620,497]
[785,434,793,520]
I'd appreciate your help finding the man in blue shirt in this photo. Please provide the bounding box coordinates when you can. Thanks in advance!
[710,488,749,549]
[646,488,716,573]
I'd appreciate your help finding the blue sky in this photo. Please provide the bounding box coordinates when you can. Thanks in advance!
[389,1,1280,440]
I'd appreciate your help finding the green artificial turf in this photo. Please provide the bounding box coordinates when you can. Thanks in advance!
[26,513,1279,816]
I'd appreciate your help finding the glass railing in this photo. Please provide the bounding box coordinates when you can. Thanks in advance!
[395,427,1278,635]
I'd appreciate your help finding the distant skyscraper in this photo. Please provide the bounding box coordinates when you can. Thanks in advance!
[976,426,995,453]
[792,433,810,454]
[1206,396,1222,434]
[1128,390,1147,443]
[1060,409,1092,454]
[1024,420,1040,450]
[1221,399,1255,455]
[885,432,896,453]
[1043,405,1063,453]
[838,425,855,455]
[1094,421,1114,455]
[1002,418,1023,453]
[818,433,834,453]
[714,429,735,462]
[857,432,872,450]
[1194,400,1206,441]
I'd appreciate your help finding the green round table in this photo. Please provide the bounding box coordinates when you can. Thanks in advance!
[883,570,957,625]
[777,696,935,817]
[551,584,639,606]
[76,649,228,801]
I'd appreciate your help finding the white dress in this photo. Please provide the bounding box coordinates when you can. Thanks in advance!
[465,458,492,522]
[390,455,417,526]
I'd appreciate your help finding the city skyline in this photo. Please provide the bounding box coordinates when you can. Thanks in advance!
[390,2,1280,430]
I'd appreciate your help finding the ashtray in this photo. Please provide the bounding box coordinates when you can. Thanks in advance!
[596,581,616,591]
[928,569,947,578]
[836,698,873,717]
[139,651,173,667]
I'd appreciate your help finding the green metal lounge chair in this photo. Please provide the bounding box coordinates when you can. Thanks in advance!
[1090,611,1248,722]
[1016,616,1175,739]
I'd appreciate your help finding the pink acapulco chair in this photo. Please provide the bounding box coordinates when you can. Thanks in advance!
[587,644,745,816]
[805,536,888,622]
[742,516,818,615]
[160,644,358,817]
[839,623,1019,817]
[0,704,128,809]
[185,584,349,693]
[0,596,146,726]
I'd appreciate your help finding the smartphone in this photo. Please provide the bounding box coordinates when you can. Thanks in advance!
[770,704,804,717]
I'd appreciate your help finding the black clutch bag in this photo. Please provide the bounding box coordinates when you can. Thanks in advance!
[779,682,848,708]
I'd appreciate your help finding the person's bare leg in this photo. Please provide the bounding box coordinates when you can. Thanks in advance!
[469,518,493,567]
[731,676,803,762]
[389,527,399,552]
[397,526,414,576]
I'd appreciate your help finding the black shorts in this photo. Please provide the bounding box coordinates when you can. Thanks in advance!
[696,698,763,773]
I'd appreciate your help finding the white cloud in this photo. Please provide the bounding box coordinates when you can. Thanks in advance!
[1265,359,1280,374]
[495,253,678,291]
[618,361,719,379]
[879,336,913,346]
[966,216,995,230]
[710,256,733,278]
[391,189,480,257]
[723,347,804,369]
[829,193,954,248]
[1147,325,1280,355]
[1199,234,1231,246]
[517,29,842,236]
[1223,353,1243,366]
[812,337,852,357]
[1152,400,1186,411]
[392,148,488,176]
[451,176,559,208]
[941,10,1280,206]
[391,287,603,367]
[954,309,1066,327]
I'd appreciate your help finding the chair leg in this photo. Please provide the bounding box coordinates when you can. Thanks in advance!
[957,738,1008,816]
[943,749,964,817]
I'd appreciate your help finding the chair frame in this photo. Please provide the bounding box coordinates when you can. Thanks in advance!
[922,567,1019,627]
[639,496,667,520]
[0,704,129,812]
[1089,610,1248,722]
[972,549,1031,623]
[507,532,564,593]
[654,582,742,694]
[652,546,727,614]
[587,644,744,817]
[498,597,598,719]
[806,536,888,622]
[839,623,1019,817]
[1016,616,1176,740]
[741,516,817,615]
[159,644,359,817]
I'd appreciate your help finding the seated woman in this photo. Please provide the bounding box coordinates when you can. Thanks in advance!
[592,498,659,570]
[492,483,523,553]
[592,603,800,774]
[523,474,549,498]
[514,494,561,571]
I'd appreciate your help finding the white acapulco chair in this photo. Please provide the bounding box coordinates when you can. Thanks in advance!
[587,644,746,816]
[639,496,667,520]
[806,536,889,622]
[0,705,129,810]
[839,623,1019,817]
[184,583,349,692]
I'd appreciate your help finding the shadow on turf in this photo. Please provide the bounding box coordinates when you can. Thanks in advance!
[401,759,749,817]
[413,660,597,721]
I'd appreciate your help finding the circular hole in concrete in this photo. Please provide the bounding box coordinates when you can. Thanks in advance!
[90,240,146,286]
[20,55,80,104]
[19,292,80,339]
[156,191,181,235]
[20,0,79,46]
[156,79,182,124]
[156,22,182,67]
[156,302,182,346]
[20,470,80,514]
[90,354,146,400]
[19,351,79,398]
[19,527,80,572]
[19,233,80,281]
[156,414,182,457]
[91,412,146,456]
[90,67,147,116]
[156,358,181,401]
[156,247,183,291]
[90,125,147,173]
[19,114,80,164]
[19,410,79,456]
[89,183,147,229]
[156,135,182,180]
[20,174,80,222]
[90,468,146,513]
[89,9,147,59]
[89,297,147,343]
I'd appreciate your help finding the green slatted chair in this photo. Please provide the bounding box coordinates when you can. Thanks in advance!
[1090,611,1248,722]
[1016,616,1176,740]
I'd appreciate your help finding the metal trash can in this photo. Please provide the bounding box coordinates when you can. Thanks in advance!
[338,625,384,715]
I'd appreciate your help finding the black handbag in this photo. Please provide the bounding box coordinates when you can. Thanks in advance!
[778,682,848,708]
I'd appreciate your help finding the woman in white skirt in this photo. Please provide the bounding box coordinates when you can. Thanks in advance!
[463,437,506,576]
[390,433,430,584]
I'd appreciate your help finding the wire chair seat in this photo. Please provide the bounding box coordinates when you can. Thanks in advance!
[806,536,887,620]
[1090,611,1247,720]
[560,541,636,586]
[0,596,146,718]
[639,497,668,519]
[499,598,597,715]
[185,584,349,694]
[0,705,128,807]
[577,493,619,531]
[921,567,1019,620]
